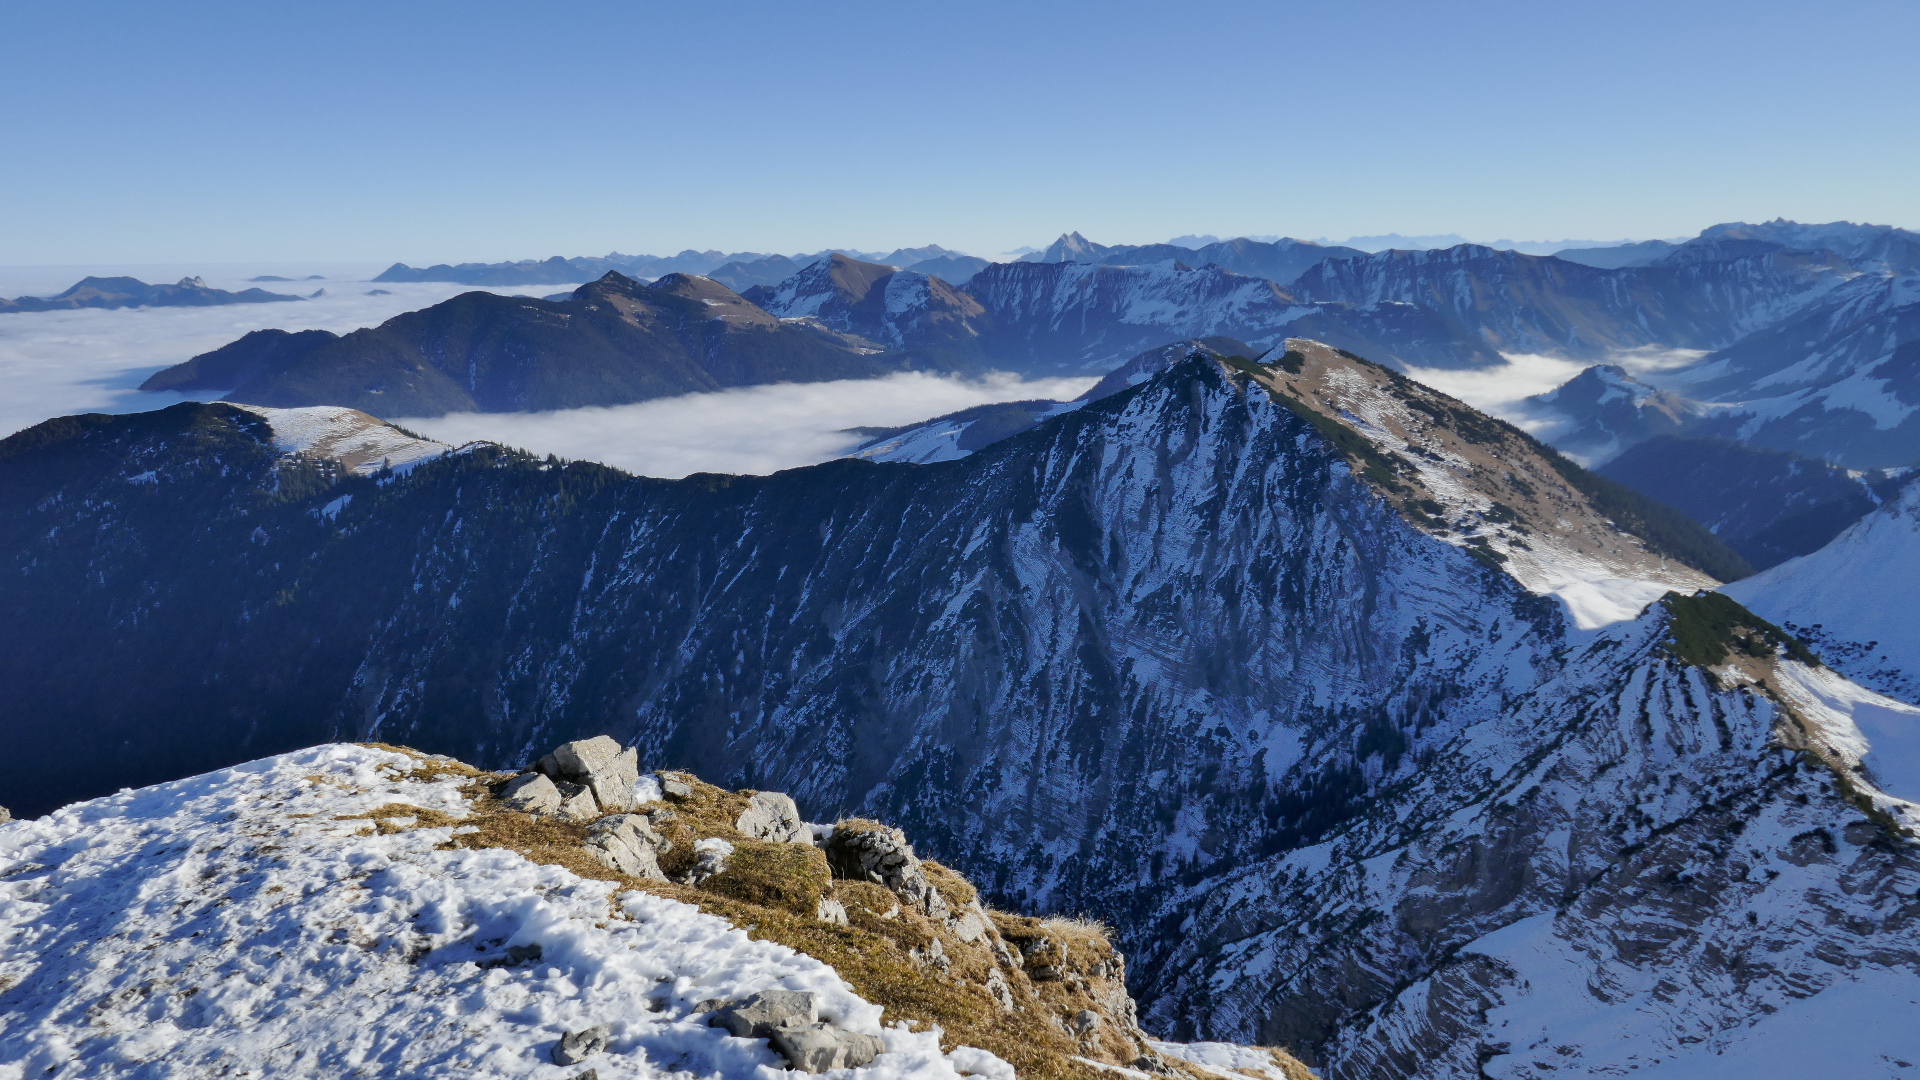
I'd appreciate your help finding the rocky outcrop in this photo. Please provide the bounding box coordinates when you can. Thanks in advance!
[469,741,1247,1078]
[706,990,886,1072]
[536,735,640,812]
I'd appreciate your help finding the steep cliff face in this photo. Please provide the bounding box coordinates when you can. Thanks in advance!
[4,346,1916,1078]
[1141,606,1920,1078]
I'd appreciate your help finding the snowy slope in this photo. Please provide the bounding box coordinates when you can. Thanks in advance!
[1726,479,1920,704]
[0,744,1006,1080]
[238,404,453,475]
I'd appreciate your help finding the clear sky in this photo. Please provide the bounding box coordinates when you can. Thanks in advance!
[2,0,1916,264]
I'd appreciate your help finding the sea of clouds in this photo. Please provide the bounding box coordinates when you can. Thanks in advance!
[0,263,1094,478]
[393,372,1098,479]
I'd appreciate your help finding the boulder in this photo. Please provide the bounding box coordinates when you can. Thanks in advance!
[0,805,11,825]
[586,814,668,881]
[710,989,817,1039]
[501,772,562,815]
[554,780,599,821]
[537,735,623,779]
[551,1024,611,1065]
[815,897,849,925]
[736,791,807,844]
[537,736,640,812]
[822,822,949,919]
[662,776,694,799]
[768,1023,885,1073]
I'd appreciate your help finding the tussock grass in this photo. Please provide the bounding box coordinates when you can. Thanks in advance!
[358,745,1318,1080]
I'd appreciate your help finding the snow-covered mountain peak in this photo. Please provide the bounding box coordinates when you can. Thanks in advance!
[1239,340,1722,626]
[235,405,452,475]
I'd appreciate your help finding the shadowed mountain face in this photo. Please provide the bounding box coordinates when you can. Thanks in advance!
[140,272,899,416]
[3,344,1914,1078]
[1598,436,1905,571]
[1290,243,1853,358]
[0,276,302,313]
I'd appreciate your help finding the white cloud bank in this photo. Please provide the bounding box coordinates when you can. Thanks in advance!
[395,372,1099,479]
[0,263,573,438]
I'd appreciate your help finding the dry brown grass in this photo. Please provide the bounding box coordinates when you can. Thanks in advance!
[352,746,1315,1080]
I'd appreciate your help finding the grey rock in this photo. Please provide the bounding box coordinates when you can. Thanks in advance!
[0,805,11,825]
[553,780,599,821]
[551,1024,611,1065]
[1070,1009,1102,1036]
[711,989,817,1040]
[823,823,949,919]
[568,1072,600,1080]
[910,936,950,974]
[662,777,693,799]
[692,998,728,1014]
[768,1023,885,1073]
[501,771,562,815]
[537,735,623,780]
[947,901,989,943]
[586,814,668,880]
[537,737,640,812]
[736,790,808,843]
[985,969,1015,1011]
[815,896,849,925]
[584,746,640,812]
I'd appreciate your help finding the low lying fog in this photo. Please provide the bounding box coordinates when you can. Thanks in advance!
[394,372,1099,479]
[0,263,564,438]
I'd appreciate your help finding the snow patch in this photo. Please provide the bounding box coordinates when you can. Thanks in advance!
[0,744,1006,1080]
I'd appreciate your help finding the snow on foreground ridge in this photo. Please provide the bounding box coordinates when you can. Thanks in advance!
[0,744,1008,1080]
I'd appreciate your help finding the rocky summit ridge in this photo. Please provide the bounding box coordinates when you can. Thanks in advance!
[0,738,1311,1080]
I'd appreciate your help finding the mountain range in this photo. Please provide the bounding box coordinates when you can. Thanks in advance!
[0,275,303,313]
[14,337,1920,1077]
[372,245,988,288]
[137,272,901,415]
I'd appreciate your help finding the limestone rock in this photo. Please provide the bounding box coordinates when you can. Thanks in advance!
[815,896,849,925]
[710,990,818,1040]
[536,736,639,812]
[768,1023,885,1072]
[553,780,599,821]
[0,805,12,825]
[948,901,990,943]
[1070,1009,1102,1036]
[552,1024,611,1065]
[822,822,950,919]
[501,772,561,815]
[736,791,807,843]
[662,776,693,800]
[537,735,622,779]
[910,936,950,974]
[586,814,668,881]
[985,968,1015,1011]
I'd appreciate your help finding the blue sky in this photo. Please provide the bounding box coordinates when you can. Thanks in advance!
[2,0,1915,264]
